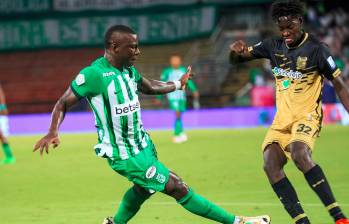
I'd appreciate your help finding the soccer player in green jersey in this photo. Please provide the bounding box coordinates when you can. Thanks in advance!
[0,82,15,165]
[159,54,200,143]
[33,25,270,224]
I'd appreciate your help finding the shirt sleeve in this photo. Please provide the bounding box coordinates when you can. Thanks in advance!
[317,44,341,80]
[248,39,273,59]
[160,68,169,82]
[71,66,100,98]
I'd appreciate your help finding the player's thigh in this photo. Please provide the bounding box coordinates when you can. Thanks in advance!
[263,143,288,172]
[262,127,291,158]
[288,141,315,172]
[108,146,170,193]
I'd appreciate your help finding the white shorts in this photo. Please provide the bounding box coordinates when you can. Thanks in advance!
[0,116,10,137]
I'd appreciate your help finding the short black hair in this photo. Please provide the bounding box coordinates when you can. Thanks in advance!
[271,0,305,22]
[104,25,136,48]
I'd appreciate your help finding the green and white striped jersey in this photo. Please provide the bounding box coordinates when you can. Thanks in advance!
[71,57,151,161]
[161,66,197,101]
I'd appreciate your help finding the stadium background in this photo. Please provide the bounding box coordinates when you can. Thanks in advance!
[0,0,348,224]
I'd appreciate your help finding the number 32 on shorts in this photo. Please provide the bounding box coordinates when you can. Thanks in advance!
[296,123,319,137]
[296,124,312,134]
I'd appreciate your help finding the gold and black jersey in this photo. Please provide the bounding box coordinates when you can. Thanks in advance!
[248,32,341,130]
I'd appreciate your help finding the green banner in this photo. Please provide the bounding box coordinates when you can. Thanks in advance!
[0,0,50,14]
[54,0,196,11]
[0,6,216,50]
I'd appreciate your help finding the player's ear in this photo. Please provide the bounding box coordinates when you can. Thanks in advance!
[298,17,303,25]
[112,42,120,53]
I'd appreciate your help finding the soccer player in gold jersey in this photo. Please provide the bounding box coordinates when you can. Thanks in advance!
[229,1,349,224]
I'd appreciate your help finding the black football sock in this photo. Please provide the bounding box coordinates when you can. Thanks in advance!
[304,164,346,221]
[272,177,310,224]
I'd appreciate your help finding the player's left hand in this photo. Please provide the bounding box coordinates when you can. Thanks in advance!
[33,132,61,156]
[179,65,193,90]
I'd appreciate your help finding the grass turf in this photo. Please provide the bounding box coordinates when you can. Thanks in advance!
[1,125,348,224]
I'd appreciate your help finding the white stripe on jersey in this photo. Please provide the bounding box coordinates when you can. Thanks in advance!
[123,73,148,149]
[107,81,129,160]
[91,95,113,158]
[117,75,141,156]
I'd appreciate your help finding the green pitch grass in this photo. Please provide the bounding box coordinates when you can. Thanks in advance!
[1,126,348,224]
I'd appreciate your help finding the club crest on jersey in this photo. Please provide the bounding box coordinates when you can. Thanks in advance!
[76,74,85,86]
[296,56,308,69]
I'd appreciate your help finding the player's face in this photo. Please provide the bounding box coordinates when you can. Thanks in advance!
[170,56,181,68]
[113,33,140,67]
[276,16,303,47]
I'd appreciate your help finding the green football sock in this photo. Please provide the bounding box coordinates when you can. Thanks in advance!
[178,189,235,224]
[2,143,13,158]
[174,118,183,136]
[113,187,150,224]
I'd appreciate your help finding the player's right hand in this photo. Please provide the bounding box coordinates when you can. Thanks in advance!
[179,65,193,90]
[230,40,248,54]
[33,132,60,156]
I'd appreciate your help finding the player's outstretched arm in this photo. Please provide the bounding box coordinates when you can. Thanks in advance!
[139,66,193,95]
[33,87,79,155]
[229,40,255,64]
[333,76,349,113]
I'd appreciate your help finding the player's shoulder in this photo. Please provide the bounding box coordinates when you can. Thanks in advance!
[179,66,187,71]
[79,65,97,77]
[162,66,172,72]
[304,33,326,50]
[80,57,107,76]
[306,33,322,45]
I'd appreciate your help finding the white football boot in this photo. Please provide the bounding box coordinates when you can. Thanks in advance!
[102,217,115,224]
[234,215,271,224]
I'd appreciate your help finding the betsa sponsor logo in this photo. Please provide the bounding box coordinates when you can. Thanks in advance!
[115,99,140,116]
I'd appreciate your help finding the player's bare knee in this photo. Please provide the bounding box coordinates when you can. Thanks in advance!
[263,160,275,174]
[263,145,285,173]
[263,160,284,181]
[291,148,314,172]
[164,173,189,200]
